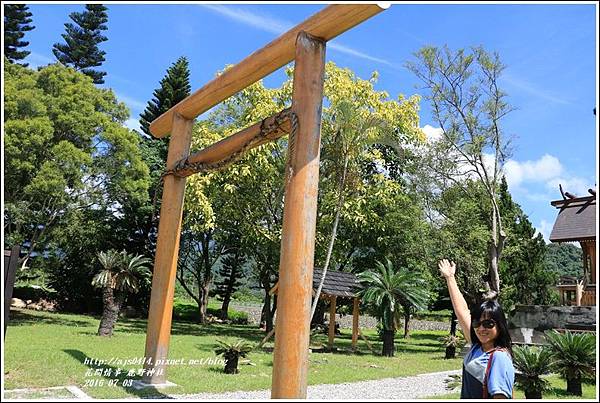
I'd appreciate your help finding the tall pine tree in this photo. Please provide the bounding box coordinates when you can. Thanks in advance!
[119,56,191,261]
[52,4,108,84]
[498,176,557,309]
[4,4,35,66]
[215,251,247,320]
[139,56,191,142]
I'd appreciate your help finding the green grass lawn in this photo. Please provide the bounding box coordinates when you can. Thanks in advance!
[5,308,596,400]
[426,375,597,399]
[4,308,461,399]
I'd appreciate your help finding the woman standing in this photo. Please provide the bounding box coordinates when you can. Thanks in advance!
[438,259,515,399]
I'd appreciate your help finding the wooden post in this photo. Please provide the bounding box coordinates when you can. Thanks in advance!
[351,297,359,351]
[142,114,193,385]
[328,295,337,349]
[576,280,583,307]
[149,5,386,138]
[271,31,325,399]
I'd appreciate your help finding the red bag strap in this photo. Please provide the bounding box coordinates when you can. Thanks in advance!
[482,349,497,399]
[482,347,513,399]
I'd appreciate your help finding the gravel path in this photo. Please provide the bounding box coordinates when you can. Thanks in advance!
[167,369,461,400]
[230,303,450,332]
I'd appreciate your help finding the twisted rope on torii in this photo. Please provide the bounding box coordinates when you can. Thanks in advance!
[162,108,298,178]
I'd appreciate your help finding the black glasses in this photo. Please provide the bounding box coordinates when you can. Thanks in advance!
[473,319,496,329]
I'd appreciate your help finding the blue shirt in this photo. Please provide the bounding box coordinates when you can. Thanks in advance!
[461,344,515,399]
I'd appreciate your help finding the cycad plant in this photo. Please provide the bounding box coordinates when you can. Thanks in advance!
[440,332,466,359]
[358,259,429,357]
[92,250,152,336]
[214,339,253,374]
[512,345,554,399]
[544,330,596,396]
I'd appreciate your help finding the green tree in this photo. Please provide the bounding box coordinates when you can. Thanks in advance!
[545,330,596,396]
[4,4,35,66]
[175,62,421,330]
[92,250,151,336]
[434,180,491,307]
[358,259,429,356]
[180,76,286,328]
[52,4,108,84]
[132,56,192,268]
[215,250,247,320]
[512,345,553,399]
[498,177,558,309]
[545,243,583,279]
[139,56,191,142]
[308,65,422,320]
[407,46,514,300]
[3,61,149,309]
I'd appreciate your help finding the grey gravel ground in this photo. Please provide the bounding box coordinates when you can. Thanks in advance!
[167,369,460,400]
[230,303,450,332]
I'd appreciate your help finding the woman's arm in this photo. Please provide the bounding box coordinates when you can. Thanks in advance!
[438,259,471,343]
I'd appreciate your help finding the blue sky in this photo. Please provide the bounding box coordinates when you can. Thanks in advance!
[19,2,598,242]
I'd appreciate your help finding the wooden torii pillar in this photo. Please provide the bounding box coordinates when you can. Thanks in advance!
[140,4,388,398]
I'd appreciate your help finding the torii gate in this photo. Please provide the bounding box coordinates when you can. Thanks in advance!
[140,4,388,399]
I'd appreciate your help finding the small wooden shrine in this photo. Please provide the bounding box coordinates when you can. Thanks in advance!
[549,187,596,306]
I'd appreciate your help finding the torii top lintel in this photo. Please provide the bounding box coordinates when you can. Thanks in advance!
[149,4,389,138]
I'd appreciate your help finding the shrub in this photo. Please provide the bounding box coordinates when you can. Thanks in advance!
[545,330,596,396]
[512,345,553,399]
[214,339,253,374]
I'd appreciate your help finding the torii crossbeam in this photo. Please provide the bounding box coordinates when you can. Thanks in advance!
[141,4,388,398]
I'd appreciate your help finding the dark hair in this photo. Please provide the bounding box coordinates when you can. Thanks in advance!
[469,299,513,356]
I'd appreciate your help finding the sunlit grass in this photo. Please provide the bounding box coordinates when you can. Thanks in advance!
[4,308,461,398]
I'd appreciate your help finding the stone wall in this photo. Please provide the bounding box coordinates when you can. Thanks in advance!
[508,304,596,344]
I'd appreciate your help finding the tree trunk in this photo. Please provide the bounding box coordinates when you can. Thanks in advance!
[566,375,582,396]
[260,274,273,332]
[198,283,209,323]
[311,299,326,328]
[224,356,239,374]
[98,287,120,337]
[382,329,395,357]
[269,294,277,332]
[445,310,458,359]
[220,250,242,320]
[403,309,411,339]
[524,389,542,399]
[445,345,456,359]
[485,206,505,300]
[198,230,213,323]
[310,154,349,321]
[220,295,231,320]
[260,292,270,329]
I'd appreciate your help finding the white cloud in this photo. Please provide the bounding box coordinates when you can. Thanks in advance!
[24,52,54,69]
[501,72,572,105]
[503,154,563,189]
[115,93,146,112]
[124,118,141,133]
[536,219,553,243]
[200,4,291,34]
[328,42,398,67]
[421,124,443,143]
[545,176,593,198]
[198,4,396,67]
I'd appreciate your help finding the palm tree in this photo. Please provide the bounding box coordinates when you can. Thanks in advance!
[358,259,429,356]
[92,250,152,336]
[545,330,596,396]
[512,345,554,399]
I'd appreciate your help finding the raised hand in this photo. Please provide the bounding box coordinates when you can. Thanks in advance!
[438,259,456,279]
